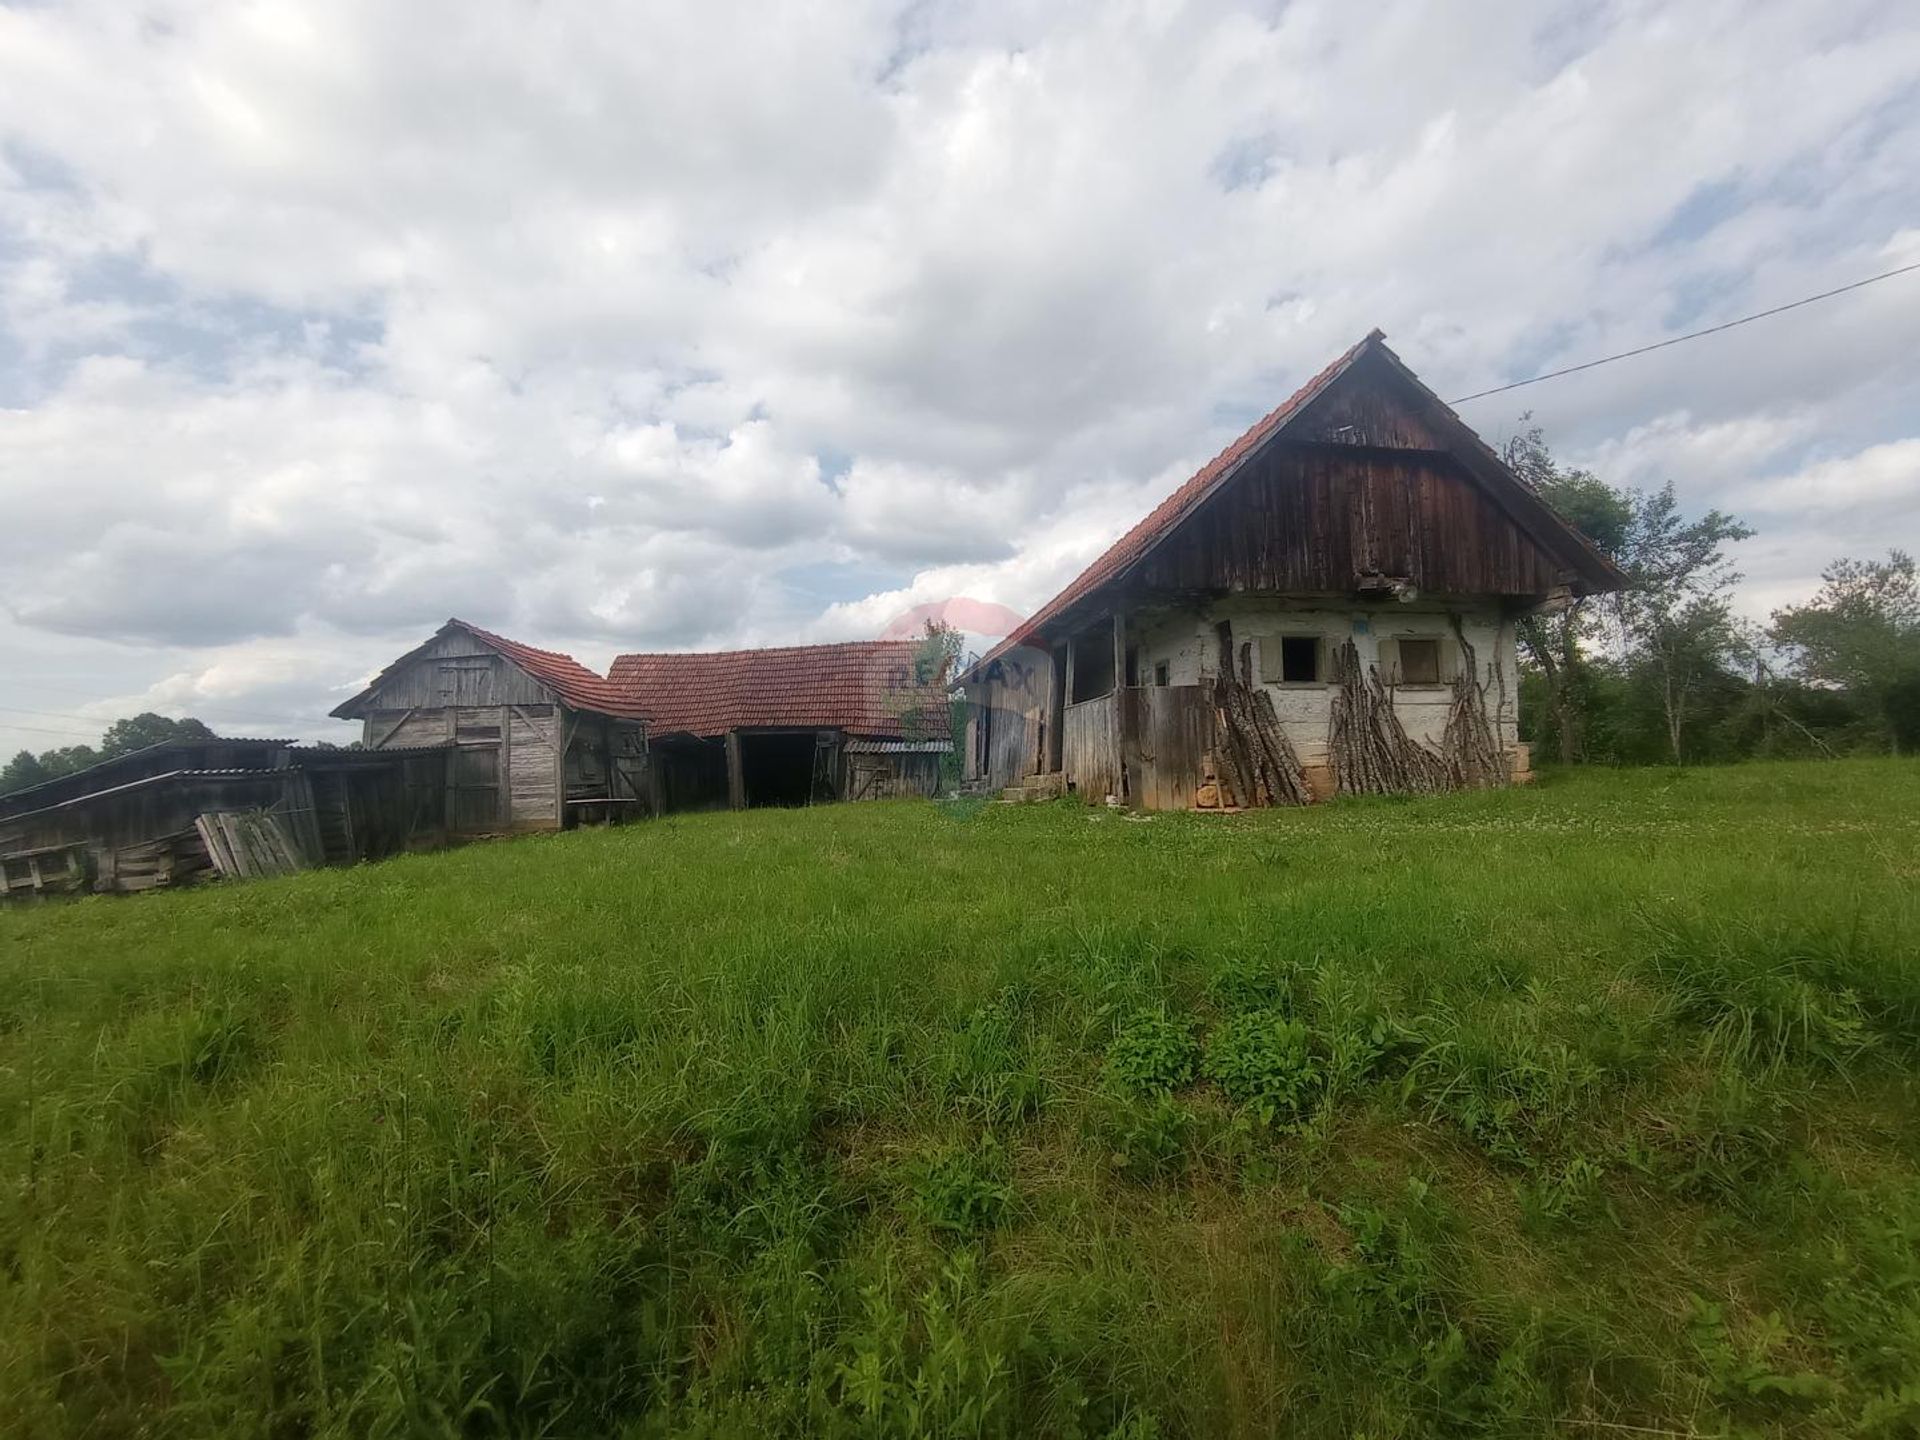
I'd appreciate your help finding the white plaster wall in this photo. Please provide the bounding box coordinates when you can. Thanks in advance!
[1129,598,1518,767]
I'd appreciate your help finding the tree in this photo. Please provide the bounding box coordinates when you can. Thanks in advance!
[0,749,51,795]
[0,714,219,797]
[98,712,217,760]
[1505,421,1633,763]
[1771,550,1920,752]
[1609,483,1755,763]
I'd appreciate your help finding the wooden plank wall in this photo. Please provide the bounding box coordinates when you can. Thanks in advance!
[354,629,557,712]
[1062,695,1119,802]
[844,753,944,801]
[1119,685,1217,811]
[1132,444,1563,600]
[654,739,730,813]
[510,706,562,824]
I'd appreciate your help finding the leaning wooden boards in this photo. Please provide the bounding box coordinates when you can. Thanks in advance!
[194,810,308,881]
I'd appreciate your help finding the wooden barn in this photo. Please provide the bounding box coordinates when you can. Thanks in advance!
[606,641,951,810]
[332,620,653,829]
[0,737,450,896]
[959,330,1626,809]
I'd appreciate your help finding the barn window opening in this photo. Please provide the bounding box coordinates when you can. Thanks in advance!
[1153,660,1170,687]
[1397,637,1442,685]
[1069,626,1116,702]
[1124,645,1141,687]
[1258,635,1324,686]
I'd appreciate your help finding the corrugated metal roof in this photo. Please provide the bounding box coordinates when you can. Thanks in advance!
[0,737,296,814]
[843,739,954,754]
[608,640,950,740]
[0,767,293,823]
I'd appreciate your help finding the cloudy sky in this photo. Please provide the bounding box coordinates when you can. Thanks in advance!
[2,0,1917,753]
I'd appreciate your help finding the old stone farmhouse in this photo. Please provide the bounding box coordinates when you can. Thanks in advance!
[958,330,1625,809]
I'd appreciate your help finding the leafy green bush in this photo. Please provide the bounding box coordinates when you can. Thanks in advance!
[908,1142,1012,1238]
[1203,1010,1321,1124]
[1103,1009,1197,1096]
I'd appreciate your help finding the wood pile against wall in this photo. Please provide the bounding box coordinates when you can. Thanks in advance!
[1328,639,1449,796]
[1211,639,1312,808]
[1439,625,1508,790]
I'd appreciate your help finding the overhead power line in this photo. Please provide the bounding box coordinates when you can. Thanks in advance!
[0,720,119,741]
[1449,260,1920,405]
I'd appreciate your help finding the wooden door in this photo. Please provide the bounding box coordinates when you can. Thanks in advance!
[450,746,500,831]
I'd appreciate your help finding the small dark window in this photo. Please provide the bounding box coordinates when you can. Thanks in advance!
[1153,660,1170,687]
[1397,638,1441,685]
[1279,636,1320,684]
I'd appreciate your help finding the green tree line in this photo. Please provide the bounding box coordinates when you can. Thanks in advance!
[1510,421,1920,765]
[0,713,218,797]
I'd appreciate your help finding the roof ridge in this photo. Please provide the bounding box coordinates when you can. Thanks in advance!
[967,330,1379,673]
[611,637,915,665]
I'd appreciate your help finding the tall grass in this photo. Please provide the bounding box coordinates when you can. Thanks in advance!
[2,759,1917,1436]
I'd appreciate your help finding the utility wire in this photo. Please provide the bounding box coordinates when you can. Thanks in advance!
[0,721,122,741]
[1449,260,1920,405]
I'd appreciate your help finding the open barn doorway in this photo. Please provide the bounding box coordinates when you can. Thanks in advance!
[738,730,837,807]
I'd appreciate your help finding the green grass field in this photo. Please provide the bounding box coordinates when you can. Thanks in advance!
[3,761,1918,1438]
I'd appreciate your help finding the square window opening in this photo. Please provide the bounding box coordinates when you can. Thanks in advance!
[1397,637,1442,685]
[1279,635,1321,684]
[1153,660,1170,687]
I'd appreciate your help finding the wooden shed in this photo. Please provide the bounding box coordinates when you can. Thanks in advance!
[959,330,1626,809]
[331,620,653,830]
[0,737,450,895]
[606,640,951,810]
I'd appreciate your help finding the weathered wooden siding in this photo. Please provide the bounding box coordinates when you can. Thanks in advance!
[843,751,944,801]
[1130,443,1562,600]
[365,709,456,748]
[448,747,499,832]
[654,738,731,812]
[352,629,558,711]
[0,772,291,855]
[965,643,1055,790]
[364,699,567,831]
[1118,685,1217,811]
[1062,696,1119,802]
[509,705,562,825]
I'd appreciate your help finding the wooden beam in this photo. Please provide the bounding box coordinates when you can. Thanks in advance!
[555,707,571,827]
[1112,606,1131,802]
[725,730,746,810]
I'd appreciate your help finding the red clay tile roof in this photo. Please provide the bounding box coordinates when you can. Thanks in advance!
[331,620,650,722]
[971,332,1375,673]
[607,640,949,739]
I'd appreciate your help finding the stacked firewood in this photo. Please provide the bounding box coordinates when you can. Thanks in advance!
[1212,642,1313,807]
[1440,629,1508,789]
[1328,639,1450,796]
